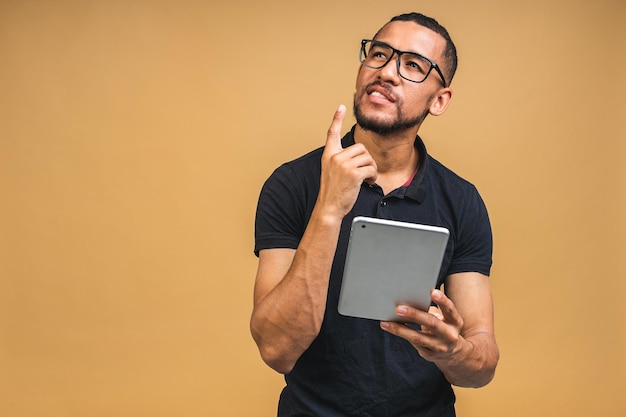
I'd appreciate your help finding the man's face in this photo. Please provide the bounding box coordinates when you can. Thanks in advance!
[353,21,448,135]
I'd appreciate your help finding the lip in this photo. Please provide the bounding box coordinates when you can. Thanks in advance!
[366,84,396,103]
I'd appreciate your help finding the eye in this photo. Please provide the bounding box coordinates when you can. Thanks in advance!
[403,56,429,74]
[369,47,389,61]
[406,61,420,69]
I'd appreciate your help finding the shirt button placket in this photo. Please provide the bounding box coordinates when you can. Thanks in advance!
[377,199,388,217]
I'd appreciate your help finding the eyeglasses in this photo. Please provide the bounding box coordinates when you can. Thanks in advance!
[359,39,448,87]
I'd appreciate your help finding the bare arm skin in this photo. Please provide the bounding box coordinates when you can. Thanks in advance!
[380,272,499,388]
[250,105,377,374]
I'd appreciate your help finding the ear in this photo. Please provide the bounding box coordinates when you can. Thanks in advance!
[428,87,453,116]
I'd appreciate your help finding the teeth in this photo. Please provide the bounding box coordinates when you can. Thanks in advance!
[370,91,386,98]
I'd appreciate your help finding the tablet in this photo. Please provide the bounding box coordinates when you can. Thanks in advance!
[338,216,449,321]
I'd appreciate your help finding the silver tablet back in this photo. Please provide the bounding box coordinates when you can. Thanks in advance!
[338,216,449,321]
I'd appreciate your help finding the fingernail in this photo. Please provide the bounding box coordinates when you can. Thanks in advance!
[396,306,408,315]
[380,321,390,329]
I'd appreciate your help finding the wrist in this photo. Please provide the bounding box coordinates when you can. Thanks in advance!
[436,335,471,370]
[310,202,347,227]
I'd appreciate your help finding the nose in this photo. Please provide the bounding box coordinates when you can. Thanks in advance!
[377,52,401,83]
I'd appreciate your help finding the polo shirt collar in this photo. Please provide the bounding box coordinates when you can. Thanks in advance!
[341,126,428,203]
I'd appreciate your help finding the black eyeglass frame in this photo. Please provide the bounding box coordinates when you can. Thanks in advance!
[359,39,448,87]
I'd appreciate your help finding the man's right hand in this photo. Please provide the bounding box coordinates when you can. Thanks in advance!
[318,104,378,218]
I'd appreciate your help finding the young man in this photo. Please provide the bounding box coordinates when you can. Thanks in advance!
[251,12,499,417]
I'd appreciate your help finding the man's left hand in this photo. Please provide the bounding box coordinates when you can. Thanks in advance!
[380,289,466,363]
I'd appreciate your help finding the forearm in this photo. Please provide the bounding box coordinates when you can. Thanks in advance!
[252,104,378,373]
[250,208,342,374]
[435,331,499,388]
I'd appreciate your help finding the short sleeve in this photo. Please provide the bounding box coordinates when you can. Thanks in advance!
[447,186,493,276]
[254,161,318,256]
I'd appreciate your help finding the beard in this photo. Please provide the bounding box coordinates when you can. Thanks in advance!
[353,87,430,136]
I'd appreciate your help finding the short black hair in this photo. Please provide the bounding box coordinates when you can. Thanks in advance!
[375,12,458,86]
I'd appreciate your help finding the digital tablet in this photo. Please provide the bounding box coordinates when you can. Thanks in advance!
[338,216,449,321]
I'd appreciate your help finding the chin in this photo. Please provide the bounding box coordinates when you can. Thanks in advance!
[353,102,390,130]
[354,107,415,136]
[355,100,428,135]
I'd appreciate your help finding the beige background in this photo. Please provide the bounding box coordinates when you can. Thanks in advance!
[1,0,625,416]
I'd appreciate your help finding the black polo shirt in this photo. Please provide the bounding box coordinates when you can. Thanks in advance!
[254,127,492,417]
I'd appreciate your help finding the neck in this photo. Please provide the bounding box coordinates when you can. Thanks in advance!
[354,125,419,172]
[354,125,420,193]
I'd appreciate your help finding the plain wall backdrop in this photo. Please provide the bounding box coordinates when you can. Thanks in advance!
[1,0,625,416]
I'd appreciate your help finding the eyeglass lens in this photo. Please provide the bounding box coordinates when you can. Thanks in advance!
[360,40,433,83]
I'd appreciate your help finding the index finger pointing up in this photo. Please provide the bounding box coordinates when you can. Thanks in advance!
[325,104,346,154]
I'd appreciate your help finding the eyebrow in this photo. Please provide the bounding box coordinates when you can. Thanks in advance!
[372,39,432,61]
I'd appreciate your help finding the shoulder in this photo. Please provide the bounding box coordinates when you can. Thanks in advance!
[426,156,482,199]
[427,156,473,186]
[286,145,325,169]
[266,146,324,184]
[255,146,325,255]
[424,155,491,245]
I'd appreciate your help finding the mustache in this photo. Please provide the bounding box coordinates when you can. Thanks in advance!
[363,81,396,101]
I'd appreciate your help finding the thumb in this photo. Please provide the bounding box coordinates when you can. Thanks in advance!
[324,104,346,154]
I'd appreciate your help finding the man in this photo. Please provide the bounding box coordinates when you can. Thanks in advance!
[251,12,499,417]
